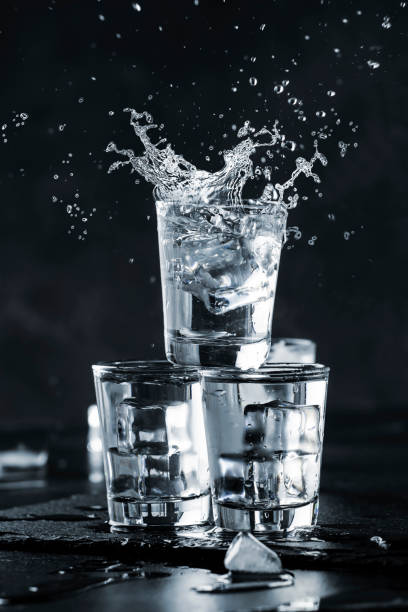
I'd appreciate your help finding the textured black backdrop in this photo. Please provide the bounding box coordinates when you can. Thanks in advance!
[0,0,407,426]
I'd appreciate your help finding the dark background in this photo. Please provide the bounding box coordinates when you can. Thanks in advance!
[0,0,407,427]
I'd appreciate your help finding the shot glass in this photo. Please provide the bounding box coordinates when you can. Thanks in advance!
[156,199,287,370]
[201,364,329,533]
[267,338,316,364]
[92,361,211,529]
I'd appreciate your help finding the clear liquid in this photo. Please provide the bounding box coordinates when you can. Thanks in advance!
[215,450,320,510]
[107,446,207,502]
[202,376,327,514]
[157,201,285,367]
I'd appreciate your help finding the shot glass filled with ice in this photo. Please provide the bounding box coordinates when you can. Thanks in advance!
[92,360,210,529]
[201,363,329,533]
[156,200,287,369]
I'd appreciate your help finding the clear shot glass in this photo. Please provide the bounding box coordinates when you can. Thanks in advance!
[156,199,287,370]
[92,361,211,530]
[266,338,317,364]
[200,364,329,533]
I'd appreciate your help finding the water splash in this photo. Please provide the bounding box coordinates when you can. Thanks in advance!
[106,108,327,208]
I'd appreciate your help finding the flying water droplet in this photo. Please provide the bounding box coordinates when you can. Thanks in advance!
[382,16,391,29]
[274,85,284,94]
[344,231,350,240]
[288,97,298,106]
[249,77,258,86]
[132,2,142,10]
[98,14,105,21]
[259,23,266,31]
[282,80,290,87]
[316,111,326,118]
[326,90,336,97]
[367,60,380,69]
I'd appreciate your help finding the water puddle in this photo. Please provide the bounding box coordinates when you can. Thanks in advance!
[0,558,171,606]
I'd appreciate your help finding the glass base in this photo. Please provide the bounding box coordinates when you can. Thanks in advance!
[214,498,319,533]
[108,492,212,529]
[166,337,270,370]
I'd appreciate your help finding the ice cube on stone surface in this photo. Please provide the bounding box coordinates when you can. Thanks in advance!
[224,531,282,574]
[117,398,169,455]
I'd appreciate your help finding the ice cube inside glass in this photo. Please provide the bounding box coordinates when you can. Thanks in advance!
[201,363,329,533]
[92,361,210,529]
[156,200,287,370]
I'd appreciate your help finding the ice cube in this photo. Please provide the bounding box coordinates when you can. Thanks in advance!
[144,447,185,497]
[117,398,168,455]
[243,400,321,454]
[224,532,282,575]
[176,219,280,315]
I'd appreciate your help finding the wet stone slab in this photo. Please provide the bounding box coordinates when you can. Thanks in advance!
[0,493,406,572]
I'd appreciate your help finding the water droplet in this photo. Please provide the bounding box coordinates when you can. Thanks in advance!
[108,110,115,116]
[274,85,284,94]
[288,97,298,106]
[78,97,84,103]
[51,195,58,203]
[327,90,336,97]
[333,47,341,54]
[328,213,335,221]
[304,34,310,40]
[316,110,326,118]
[193,0,199,5]
[115,33,122,39]
[98,14,105,21]
[284,140,296,151]
[231,86,237,93]
[282,80,290,87]
[53,174,59,180]
[401,1,406,7]
[338,140,350,157]
[58,124,66,131]
[28,587,39,593]
[342,17,349,24]
[132,2,142,10]
[129,258,134,263]
[20,112,28,120]
[344,231,350,240]
[259,23,266,31]
[67,205,72,213]
[382,16,391,29]
[367,60,380,69]
[250,56,256,63]
[249,77,258,86]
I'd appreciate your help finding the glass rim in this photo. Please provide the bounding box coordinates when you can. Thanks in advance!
[200,363,329,383]
[155,198,288,213]
[92,359,199,381]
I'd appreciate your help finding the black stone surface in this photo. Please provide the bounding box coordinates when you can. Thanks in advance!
[0,406,406,608]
